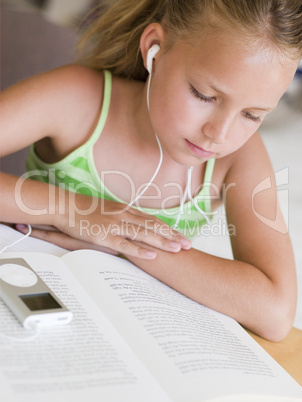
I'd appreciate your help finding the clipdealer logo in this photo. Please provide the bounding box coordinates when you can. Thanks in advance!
[14,167,290,235]
[252,167,289,234]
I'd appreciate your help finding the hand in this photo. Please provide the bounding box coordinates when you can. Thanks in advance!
[15,224,119,255]
[16,198,191,259]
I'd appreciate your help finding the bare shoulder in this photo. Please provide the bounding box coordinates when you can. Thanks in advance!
[3,63,104,110]
[210,133,272,209]
[223,132,271,186]
[41,64,104,99]
[221,132,295,314]
[39,64,106,158]
[225,132,273,188]
[33,64,106,137]
[1,64,105,158]
[222,130,290,245]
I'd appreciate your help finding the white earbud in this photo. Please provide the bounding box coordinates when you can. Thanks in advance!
[128,44,162,207]
[146,44,160,73]
[135,42,211,229]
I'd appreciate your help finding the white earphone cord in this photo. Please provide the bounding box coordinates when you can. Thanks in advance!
[0,224,39,341]
[128,67,163,207]
[0,224,32,255]
[129,48,211,228]
[0,49,210,255]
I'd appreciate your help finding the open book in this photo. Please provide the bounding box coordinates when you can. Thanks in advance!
[0,249,301,402]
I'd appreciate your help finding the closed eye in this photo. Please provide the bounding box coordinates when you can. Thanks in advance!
[244,112,261,123]
[189,84,215,103]
[190,83,263,123]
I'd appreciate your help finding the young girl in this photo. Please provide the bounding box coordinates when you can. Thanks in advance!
[1,0,301,341]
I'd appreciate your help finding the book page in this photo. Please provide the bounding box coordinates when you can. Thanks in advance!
[63,249,302,402]
[0,224,67,256]
[0,252,171,402]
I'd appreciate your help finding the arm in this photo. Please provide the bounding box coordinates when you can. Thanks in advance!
[127,133,297,341]
[0,66,190,257]
[0,171,188,257]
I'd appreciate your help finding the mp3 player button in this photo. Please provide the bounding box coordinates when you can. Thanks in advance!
[0,264,38,287]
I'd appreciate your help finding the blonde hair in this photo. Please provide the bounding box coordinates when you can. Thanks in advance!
[78,0,302,80]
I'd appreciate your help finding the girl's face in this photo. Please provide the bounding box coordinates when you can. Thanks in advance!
[148,31,298,167]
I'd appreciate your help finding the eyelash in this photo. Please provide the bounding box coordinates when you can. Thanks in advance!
[244,112,261,123]
[190,84,261,123]
[189,84,215,103]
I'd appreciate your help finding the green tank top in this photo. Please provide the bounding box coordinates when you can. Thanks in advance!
[26,70,215,238]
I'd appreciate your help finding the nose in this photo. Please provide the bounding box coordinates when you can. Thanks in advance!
[202,111,234,144]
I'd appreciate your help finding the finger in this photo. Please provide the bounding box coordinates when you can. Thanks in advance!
[88,199,191,248]
[81,219,187,254]
[118,222,184,253]
[16,225,118,255]
[124,212,192,249]
[76,223,157,259]
[105,234,157,260]
[16,224,155,259]
[26,224,58,231]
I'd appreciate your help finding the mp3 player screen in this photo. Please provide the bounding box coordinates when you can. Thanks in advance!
[19,293,62,311]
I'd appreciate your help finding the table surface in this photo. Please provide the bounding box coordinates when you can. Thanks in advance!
[248,327,302,386]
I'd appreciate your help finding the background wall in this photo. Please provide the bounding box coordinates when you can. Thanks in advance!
[1,0,80,176]
[2,0,94,26]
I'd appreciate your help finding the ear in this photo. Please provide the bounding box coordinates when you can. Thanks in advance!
[140,23,166,72]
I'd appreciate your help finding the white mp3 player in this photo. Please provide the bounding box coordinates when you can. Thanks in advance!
[0,258,73,329]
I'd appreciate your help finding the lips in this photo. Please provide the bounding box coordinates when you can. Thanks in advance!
[185,139,214,158]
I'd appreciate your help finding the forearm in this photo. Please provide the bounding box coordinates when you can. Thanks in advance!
[0,172,190,257]
[127,246,297,341]
[0,172,62,226]
[0,172,95,236]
